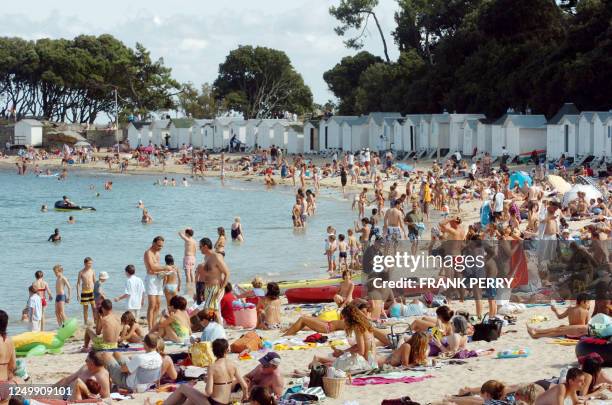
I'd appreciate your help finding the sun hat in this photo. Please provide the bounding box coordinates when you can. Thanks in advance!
[99,271,109,280]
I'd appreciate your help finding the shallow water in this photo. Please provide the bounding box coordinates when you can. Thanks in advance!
[0,170,356,333]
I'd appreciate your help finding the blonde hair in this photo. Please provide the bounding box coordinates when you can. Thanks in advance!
[156,338,166,356]
[53,264,63,273]
[252,276,264,288]
[234,217,241,223]
[515,384,538,405]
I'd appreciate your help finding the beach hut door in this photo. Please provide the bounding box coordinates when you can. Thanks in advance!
[410,126,415,151]
[310,128,315,152]
[564,125,569,154]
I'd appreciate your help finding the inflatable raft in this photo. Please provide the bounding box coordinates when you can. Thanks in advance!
[54,201,96,211]
[285,285,365,304]
[13,318,78,357]
[238,273,361,292]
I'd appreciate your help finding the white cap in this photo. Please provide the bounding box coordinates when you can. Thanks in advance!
[99,271,109,280]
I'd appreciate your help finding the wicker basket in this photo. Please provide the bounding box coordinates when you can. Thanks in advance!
[323,376,347,398]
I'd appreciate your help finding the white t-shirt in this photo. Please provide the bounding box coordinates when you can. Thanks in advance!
[348,154,354,165]
[28,294,42,321]
[494,192,505,213]
[201,321,227,342]
[126,351,162,389]
[470,163,477,175]
[124,276,145,310]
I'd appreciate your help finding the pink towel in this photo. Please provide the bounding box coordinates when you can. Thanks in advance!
[351,375,433,386]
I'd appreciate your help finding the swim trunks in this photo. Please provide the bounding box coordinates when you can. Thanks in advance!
[92,336,118,351]
[386,226,403,240]
[202,285,224,312]
[80,289,94,305]
[145,274,164,296]
[339,252,347,259]
[55,294,66,303]
[183,255,195,272]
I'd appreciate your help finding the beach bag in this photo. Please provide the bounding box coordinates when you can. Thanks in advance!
[332,352,377,372]
[234,307,257,329]
[387,323,412,350]
[188,341,215,367]
[230,331,262,353]
[588,313,612,338]
[308,364,327,388]
[472,314,503,342]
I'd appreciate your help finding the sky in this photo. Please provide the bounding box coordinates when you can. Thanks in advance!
[0,0,401,105]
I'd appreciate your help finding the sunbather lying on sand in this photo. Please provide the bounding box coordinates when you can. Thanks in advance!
[527,293,591,339]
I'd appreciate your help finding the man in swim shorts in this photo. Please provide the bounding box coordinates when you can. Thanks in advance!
[76,257,96,325]
[82,299,121,351]
[179,228,196,286]
[196,237,230,321]
[144,236,171,330]
[383,200,406,241]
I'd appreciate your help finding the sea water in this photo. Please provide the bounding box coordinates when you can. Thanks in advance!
[0,170,357,333]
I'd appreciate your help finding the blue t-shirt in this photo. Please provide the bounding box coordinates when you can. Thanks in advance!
[480,201,491,227]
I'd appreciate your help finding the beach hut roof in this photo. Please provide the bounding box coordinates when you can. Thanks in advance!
[431,113,451,124]
[477,118,496,125]
[548,103,580,124]
[465,119,478,131]
[193,119,213,127]
[384,117,400,126]
[18,119,43,127]
[367,112,402,126]
[171,118,195,128]
[152,119,170,129]
[594,112,612,122]
[288,124,303,132]
[497,114,547,128]
[131,121,151,130]
[559,115,579,125]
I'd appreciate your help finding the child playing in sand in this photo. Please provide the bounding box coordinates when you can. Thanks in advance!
[527,293,591,339]
[162,254,181,308]
[118,311,144,345]
[256,282,281,330]
[324,234,337,274]
[32,270,52,331]
[53,265,72,327]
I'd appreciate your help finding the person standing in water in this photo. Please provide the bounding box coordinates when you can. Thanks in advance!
[231,217,244,242]
[32,271,52,331]
[178,228,196,287]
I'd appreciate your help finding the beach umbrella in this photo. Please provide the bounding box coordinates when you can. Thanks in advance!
[74,141,91,147]
[547,175,571,194]
[508,171,532,189]
[562,184,603,207]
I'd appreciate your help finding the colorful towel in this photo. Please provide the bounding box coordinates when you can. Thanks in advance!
[351,375,432,386]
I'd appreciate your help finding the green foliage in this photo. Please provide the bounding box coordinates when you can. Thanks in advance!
[213,45,313,119]
[0,35,179,123]
[327,0,611,117]
[178,83,218,119]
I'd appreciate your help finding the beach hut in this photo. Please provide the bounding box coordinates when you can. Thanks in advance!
[151,119,170,148]
[271,121,289,149]
[402,115,421,152]
[202,123,214,149]
[244,119,259,149]
[592,112,612,157]
[169,118,194,149]
[256,120,274,149]
[604,115,612,157]
[319,116,355,151]
[462,119,479,156]
[287,125,304,154]
[229,120,248,145]
[365,112,402,151]
[577,112,597,156]
[476,119,493,156]
[303,121,319,153]
[382,118,400,151]
[191,119,213,149]
[449,114,485,154]
[393,119,405,151]
[494,114,547,158]
[430,113,451,155]
[339,116,368,152]
[14,119,43,147]
[545,103,580,159]
[127,121,151,149]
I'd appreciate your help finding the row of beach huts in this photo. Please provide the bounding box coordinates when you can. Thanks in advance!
[13,103,612,161]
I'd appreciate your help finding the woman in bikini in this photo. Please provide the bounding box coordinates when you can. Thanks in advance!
[151,296,191,343]
[410,305,454,335]
[214,227,226,257]
[256,282,282,330]
[155,339,248,405]
[0,310,18,403]
[381,331,429,368]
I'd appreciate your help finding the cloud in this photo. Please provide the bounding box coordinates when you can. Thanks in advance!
[0,1,400,105]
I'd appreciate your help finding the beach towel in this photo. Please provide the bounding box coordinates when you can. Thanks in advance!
[351,374,432,386]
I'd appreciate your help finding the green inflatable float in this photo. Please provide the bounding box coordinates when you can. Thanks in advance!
[12,318,78,357]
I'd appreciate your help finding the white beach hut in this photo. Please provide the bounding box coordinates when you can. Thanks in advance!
[170,118,194,149]
[577,112,597,156]
[604,115,612,157]
[495,114,547,158]
[151,119,170,147]
[127,121,152,149]
[229,120,247,145]
[365,112,402,151]
[319,116,354,151]
[545,103,581,159]
[202,123,214,149]
[271,121,289,149]
[14,119,43,147]
[303,121,319,153]
[287,125,304,154]
[449,114,485,154]
[256,120,274,149]
[476,119,493,156]
[462,119,479,156]
[592,112,612,157]
[401,115,421,152]
[430,113,451,155]
[244,119,259,149]
[191,119,212,149]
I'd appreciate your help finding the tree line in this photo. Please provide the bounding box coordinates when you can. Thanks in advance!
[325,0,612,118]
